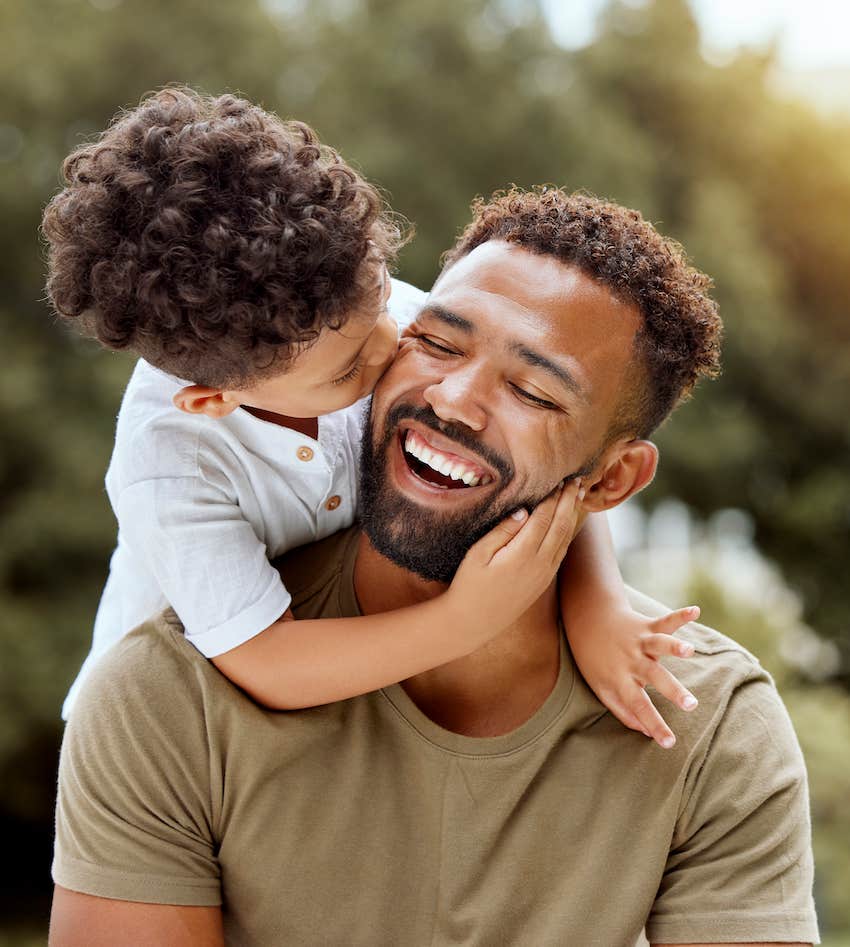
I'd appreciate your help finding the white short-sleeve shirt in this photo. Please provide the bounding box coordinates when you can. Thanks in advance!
[62,278,426,718]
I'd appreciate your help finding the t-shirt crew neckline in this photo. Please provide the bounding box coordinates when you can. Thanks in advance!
[333,529,578,758]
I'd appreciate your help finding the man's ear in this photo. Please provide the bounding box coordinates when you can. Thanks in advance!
[172,385,240,419]
[581,440,658,512]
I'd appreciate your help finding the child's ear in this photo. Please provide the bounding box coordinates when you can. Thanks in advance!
[172,385,240,419]
[581,440,658,512]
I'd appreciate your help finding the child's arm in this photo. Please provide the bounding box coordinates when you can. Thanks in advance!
[212,481,581,710]
[560,512,700,749]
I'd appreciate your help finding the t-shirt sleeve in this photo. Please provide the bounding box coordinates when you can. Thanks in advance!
[52,624,222,906]
[645,676,820,945]
[116,475,292,657]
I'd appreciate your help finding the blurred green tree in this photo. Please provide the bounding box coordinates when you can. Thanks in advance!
[244,0,850,672]
[570,0,850,680]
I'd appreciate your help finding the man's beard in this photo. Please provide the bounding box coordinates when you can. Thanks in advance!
[358,401,596,584]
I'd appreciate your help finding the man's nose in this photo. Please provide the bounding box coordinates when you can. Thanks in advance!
[422,365,489,432]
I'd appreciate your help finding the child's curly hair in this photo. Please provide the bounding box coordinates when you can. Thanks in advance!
[42,87,404,387]
[443,188,722,438]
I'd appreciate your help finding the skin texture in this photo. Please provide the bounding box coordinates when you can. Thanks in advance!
[47,886,807,947]
[49,887,224,946]
[50,243,808,946]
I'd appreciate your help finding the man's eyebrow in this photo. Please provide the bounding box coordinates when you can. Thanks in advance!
[512,344,587,400]
[419,305,475,333]
[420,304,585,399]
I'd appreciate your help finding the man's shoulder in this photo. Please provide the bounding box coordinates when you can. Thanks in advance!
[72,526,360,727]
[70,610,221,726]
[623,586,805,777]
[627,584,762,672]
[273,527,361,620]
[622,606,817,946]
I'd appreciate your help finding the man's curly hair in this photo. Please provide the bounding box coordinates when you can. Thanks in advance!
[42,87,404,387]
[442,188,722,438]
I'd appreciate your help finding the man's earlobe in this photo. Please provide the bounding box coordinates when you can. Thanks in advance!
[582,440,658,512]
[172,385,240,419]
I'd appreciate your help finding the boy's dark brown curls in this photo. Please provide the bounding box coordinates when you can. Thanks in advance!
[42,86,405,388]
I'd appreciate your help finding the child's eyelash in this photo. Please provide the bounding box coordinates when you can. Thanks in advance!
[331,363,362,387]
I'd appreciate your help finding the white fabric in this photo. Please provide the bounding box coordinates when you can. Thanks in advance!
[62,278,426,719]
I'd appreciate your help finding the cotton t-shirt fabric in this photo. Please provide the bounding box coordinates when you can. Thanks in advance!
[53,528,819,946]
[61,278,426,719]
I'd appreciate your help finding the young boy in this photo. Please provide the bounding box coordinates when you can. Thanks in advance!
[44,87,698,746]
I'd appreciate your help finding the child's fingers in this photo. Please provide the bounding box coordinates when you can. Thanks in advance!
[493,484,563,558]
[537,478,583,563]
[641,632,695,661]
[486,478,580,567]
[644,661,699,713]
[602,695,652,738]
[650,606,700,636]
[627,688,677,748]
[464,507,529,565]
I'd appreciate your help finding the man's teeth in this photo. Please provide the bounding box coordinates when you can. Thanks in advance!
[404,431,492,486]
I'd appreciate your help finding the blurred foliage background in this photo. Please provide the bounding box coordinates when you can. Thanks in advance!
[1,0,848,941]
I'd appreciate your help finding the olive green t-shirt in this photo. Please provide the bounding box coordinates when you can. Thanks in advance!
[53,528,818,946]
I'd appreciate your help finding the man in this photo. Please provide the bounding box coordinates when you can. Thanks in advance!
[50,189,818,946]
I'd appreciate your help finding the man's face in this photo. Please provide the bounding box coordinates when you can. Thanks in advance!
[359,240,642,583]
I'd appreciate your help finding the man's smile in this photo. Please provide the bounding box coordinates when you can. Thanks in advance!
[401,426,496,489]
[383,412,509,510]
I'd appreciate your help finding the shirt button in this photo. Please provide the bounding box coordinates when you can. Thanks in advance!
[296,446,314,462]
[326,495,341,511]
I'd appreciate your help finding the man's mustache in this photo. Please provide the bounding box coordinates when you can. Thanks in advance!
[382,402,514,484]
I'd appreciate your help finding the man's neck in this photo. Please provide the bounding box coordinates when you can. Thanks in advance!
[353,533,562,737]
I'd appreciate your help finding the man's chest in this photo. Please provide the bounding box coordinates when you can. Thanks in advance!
[213,701,683,946]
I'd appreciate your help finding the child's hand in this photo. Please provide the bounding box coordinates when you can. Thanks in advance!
[446,479,584,637]
[570,604,701,749]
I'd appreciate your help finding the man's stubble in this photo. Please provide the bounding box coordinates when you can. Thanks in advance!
[358,401,598,584]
